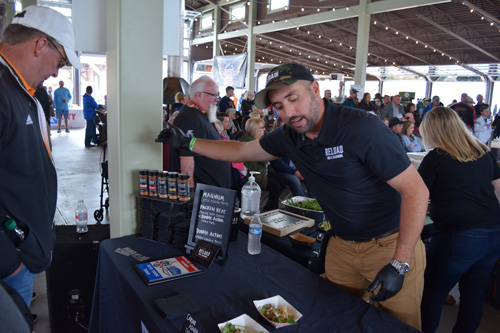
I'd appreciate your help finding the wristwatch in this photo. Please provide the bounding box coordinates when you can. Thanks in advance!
[390,258,411,275]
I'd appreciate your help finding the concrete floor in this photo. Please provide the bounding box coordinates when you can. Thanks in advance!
[29,128,500,332]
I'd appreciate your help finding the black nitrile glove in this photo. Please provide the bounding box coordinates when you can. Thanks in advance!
[155,123,192,150]
[367,264,404,301]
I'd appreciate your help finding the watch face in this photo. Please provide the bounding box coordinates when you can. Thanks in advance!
[400,263,410,275]
[391,259,410,275]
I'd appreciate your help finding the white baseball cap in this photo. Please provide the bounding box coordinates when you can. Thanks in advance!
[11,5,82,69]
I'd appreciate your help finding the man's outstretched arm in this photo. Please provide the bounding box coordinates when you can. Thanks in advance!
[163,123,276,162]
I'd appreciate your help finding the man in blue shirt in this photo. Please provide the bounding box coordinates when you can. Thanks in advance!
[53,80,72,133]
[83,86,102,147]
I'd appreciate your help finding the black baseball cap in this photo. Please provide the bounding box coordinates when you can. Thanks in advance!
[254,63,315,108]
[389,117,405,127]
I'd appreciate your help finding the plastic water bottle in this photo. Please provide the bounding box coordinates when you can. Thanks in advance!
[75,200,88,234]
[240,171,261,220]
[248,213,262,255]
[4,218,25,247]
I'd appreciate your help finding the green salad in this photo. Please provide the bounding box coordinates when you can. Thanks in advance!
[222,323,264,333]
[284,198,322,211]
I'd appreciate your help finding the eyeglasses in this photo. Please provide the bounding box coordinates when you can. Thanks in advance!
[259,126,266,130]
[202,91,219,100]
[47,38,69,69]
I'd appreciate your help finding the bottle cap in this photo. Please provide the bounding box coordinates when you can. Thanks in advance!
[4,218,17,231]
[139,169,149,175]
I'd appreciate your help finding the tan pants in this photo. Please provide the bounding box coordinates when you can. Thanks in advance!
[323,232,426,330]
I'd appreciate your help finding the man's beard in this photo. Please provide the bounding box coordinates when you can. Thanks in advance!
[287,90,320,134]
[207,104,218,123]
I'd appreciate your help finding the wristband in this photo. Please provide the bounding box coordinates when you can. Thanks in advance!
[189,137,197,152]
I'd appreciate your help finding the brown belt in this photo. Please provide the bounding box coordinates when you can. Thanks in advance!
[340,227,400,243]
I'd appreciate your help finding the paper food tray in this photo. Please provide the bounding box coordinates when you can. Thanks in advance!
[253,295,302,329]
[217,314,270,333]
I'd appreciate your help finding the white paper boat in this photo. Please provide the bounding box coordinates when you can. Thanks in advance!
[217,313,270,333]
[253,295,302,328]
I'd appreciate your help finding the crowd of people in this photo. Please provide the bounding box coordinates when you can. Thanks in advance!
[161,63,500,332]
[335,89,499,154]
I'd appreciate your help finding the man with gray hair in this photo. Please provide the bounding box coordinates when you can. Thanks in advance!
[0,5,81,307]
[379,95,405,120]
[168,75,232,189]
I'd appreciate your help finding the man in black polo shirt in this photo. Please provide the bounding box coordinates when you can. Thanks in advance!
[165,63,429,330]
[168,75,232,189]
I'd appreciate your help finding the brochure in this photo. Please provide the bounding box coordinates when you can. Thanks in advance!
[134,256,203,285]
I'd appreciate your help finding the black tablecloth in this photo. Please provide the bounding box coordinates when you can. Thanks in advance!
[89,234,418,333]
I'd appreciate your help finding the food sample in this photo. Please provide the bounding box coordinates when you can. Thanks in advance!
[222,323,264,333]
[283,198,322,211]
[259,304,297,325]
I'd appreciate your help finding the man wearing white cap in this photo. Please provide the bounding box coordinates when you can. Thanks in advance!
[0,5,81,308]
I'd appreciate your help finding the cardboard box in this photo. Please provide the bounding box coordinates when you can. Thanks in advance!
[244,209,315,237]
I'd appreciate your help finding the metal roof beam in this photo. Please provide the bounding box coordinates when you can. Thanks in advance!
[268,33,356,65]
[367,0,451,14]
[193,0,451,44]
[460,0,500,26]
[416,14,500,62]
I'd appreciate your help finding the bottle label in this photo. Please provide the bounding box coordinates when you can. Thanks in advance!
[249,225,262,235]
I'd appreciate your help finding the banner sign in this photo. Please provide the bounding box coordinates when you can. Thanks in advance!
[213,53,248,88]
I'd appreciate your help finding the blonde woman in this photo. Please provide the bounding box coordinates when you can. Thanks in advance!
[173,92,188,111]
[225,108,241,138]
[418,107,500,333]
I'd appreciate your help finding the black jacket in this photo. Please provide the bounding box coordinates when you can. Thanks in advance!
[0,57,57,278]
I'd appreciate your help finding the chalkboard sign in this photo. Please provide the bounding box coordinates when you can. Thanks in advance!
[186,183,236,264]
